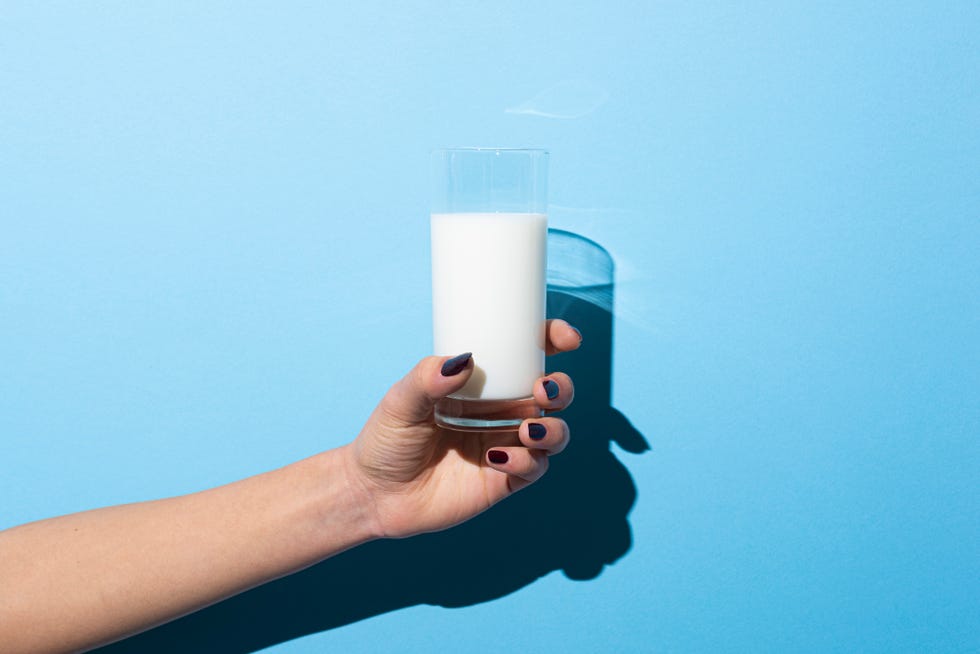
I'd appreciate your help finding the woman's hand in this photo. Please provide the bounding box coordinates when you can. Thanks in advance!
[344,319,582,538]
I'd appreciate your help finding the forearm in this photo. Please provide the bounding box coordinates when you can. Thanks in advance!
[0,445,377,654]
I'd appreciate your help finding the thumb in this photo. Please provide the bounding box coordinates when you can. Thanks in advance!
[379,352,473,425]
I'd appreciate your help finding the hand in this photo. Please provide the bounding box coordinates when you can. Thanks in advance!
[343,320,582,539]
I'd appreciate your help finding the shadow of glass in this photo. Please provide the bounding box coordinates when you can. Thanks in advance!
[96,229,650,653]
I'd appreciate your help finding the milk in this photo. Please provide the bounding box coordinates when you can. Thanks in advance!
[431,212,547,400]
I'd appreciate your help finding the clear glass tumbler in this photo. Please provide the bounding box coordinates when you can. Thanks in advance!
[430,148,549,430]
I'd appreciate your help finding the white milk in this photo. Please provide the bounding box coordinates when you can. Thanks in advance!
[431,212,547,400]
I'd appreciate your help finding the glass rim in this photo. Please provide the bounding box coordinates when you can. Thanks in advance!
[431,147,549,155]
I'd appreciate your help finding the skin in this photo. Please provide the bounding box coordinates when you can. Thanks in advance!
[0,320,581,654]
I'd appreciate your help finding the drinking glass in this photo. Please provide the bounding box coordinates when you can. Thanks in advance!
[430,148,549,430]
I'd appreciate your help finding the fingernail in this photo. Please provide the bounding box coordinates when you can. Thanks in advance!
[488,450,509,464]
[543,379,559,400]
[570,326,583,343]
[440,352,472,377]
[528,423,547,440]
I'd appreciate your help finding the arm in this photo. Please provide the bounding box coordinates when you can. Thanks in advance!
[0,320,580,654]
[0,447,374,653]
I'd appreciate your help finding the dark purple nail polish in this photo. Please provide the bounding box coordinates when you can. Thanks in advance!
[487,450,509,464]
[528,423,547,440]
[543,379,559,400]
[440,352,472,377]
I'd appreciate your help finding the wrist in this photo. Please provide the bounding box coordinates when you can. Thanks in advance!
[203,447,383,576]
[323,444,387,542]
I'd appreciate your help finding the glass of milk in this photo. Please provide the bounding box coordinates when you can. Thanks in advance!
[430,147,549,430]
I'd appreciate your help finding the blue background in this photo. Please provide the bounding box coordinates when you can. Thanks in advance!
[2,2,978,652]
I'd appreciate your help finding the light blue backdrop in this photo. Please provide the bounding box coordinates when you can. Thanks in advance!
[2,2,977,652]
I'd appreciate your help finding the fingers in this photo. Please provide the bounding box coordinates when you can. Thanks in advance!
[533,372,574,412]
[378,318,579,427]
[545,319,583,356]
[484,447,550,493]
[378,353,473,424]
[484,416,569,492]
[519,417,570,454]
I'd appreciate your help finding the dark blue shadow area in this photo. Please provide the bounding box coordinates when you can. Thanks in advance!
[95,230,649,653]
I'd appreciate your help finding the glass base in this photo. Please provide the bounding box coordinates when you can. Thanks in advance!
[435,396,542,431]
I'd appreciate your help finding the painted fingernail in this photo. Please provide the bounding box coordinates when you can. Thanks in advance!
[528,423,547,440]
[440,352,472,377]
[488,450,509,464]
[543,379,560,400]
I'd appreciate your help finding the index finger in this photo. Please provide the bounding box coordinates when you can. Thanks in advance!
[545,319,583,356]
